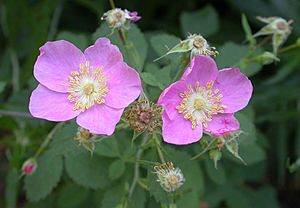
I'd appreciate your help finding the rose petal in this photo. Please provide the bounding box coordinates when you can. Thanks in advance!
[213,68,253,113]
[76,104,123,135]
[34,40,85,93]
[204,113,240,136]
[181,55,218,86]
[29,84,80,121]
[104,62,141,108]
[84,38,123,73]
[157,81,187,120]
[162,111,203,145]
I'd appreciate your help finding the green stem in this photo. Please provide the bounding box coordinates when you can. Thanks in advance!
[279,43,299,53]
[108,0,116,9]
[129,134,149,197]
[154,137,166,163]
[190,137,217,160]
[0,110,33,118]
[34,122,65,157]
[172,55,189,82]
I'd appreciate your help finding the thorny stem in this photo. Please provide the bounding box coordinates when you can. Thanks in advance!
[129,134,149,197]
[0,110,33,118]
[34,122,65,158]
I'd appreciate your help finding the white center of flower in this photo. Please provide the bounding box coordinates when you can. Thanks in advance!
[66,61,108,112]
[176,81,226,129]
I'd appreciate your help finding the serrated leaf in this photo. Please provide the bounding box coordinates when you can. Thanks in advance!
[235,112,257,144]
[64,148,109,189]
[57,183,89,208]
[239,143,266,165]
[101,183,124,208]
[150,33,181,57]
[109,159,125,180]
[94,136,120,158]
[141,72,164,90]
[5,168,18,208]
[180,5,219,36]
[25,151,63,202]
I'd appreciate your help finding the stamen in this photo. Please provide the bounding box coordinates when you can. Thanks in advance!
[65,61,108,112]
[176,81,226,129]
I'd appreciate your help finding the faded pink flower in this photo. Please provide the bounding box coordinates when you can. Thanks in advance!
[157,55,253,145]
[29,38,141,135]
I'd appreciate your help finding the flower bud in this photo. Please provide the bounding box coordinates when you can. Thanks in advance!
[254,51,279,65]
[209,149,222,169]
[22,158,37,175]
[154,162,185,192]
[74,127,95,153]
[124,99,162,134]
[101,8,141,30]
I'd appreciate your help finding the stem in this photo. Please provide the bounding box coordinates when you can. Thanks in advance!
[48,4,63,40]
[108,0,116,9]
[34,122,65,157]
[190,137,217,160]
[253,36,272,51]
[172,55,189,82]
[279,43,299,53]
[154,137,166,163]
[0,110,33,118]
[129,134,149,197]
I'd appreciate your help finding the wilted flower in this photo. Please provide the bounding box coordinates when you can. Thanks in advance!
[101,8,141,30]
[155,34,218,61]
[254,16,293,54]
[29,38,141,135]
[158,55,253,145]
[154,162,185,192]
[124,99,162,133]
[22,158,37,175]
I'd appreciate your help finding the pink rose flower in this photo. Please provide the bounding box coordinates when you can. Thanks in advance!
[29,38,141,135]
[157,55,253,145]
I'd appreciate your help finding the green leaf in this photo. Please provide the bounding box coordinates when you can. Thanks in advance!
[225,187,252,208]
[235,112,257,144]
[239,143,266,165]
[57,183,89,208]
[204,160,226,185]
[216,42,248,69]
[101,183,124,208]
[109,159,125,180]
[94,136,120,158]
[141,72,164,90]
[56,31,88,51]
[5,168,18,208]
[150,33,181,57]
[180,5,219,37]
[64,148,109,189]
[25,151,63,202]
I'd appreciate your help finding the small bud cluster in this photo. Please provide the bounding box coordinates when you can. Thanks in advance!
[101,8,141,30]
[254,16,293,54]
[124,99,162,134]
[154,162,185,192]
[74,127,95,153]
[22,158,37,175]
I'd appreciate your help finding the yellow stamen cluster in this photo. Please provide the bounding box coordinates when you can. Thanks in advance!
[176,81,225,129]
[66,61,108,112]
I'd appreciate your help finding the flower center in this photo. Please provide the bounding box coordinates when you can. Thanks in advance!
[193,98,205,111]
[193,36,205,49]
[176,81,226,129]
[66,61,108,112]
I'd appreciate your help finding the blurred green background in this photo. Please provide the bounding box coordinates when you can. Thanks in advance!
[1,0,300,207]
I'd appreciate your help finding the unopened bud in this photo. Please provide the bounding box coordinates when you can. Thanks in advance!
[154,162,185,192]
[22,158,37,175]
[209,149,222,169]
[254,52,280,65]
